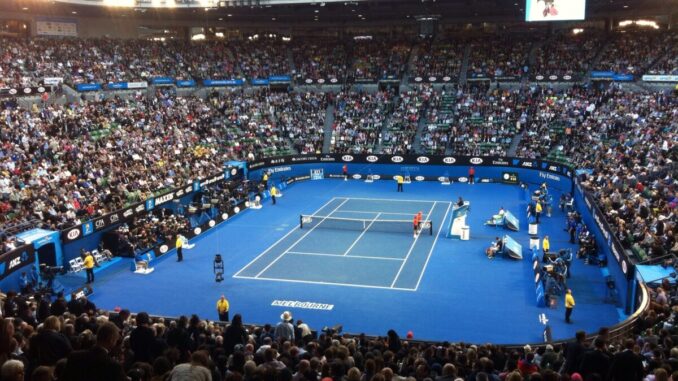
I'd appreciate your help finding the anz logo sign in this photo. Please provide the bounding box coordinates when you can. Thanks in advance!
[391,156,404,163]
[366,155,379,163]
[341,155,354,162]
[8,251,29,270]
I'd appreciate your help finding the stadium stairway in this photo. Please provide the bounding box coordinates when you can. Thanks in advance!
[412,101,430,154]
[402,44,419,88]
[322,103,335,153]
[584,34,615,80]
[459,44,471,85]
[375,93,400,153]
[507,131,524,157]
[287,48,296,74]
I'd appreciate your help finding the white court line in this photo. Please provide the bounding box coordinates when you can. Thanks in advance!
[413,202,452,291]
[344,197,453,204]
[234,274,416,291]
[390,201,436,288]
[334,210,417,216]
[342,212,381,256]
[254,198,350,278]
[233,197,341,277]
[287,251,403,261]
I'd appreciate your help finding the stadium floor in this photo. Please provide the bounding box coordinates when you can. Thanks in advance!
[76,179,622,344]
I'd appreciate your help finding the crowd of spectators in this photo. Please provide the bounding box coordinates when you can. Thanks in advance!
[646,34,678,76]
[292,40,348,83]
[331,91,393,154]
[379,89,428,155]
[445,87,525,156]
[466,35,530,80]
[277,92,330,155]
[595,31,673,76]
[532,32,605,79]
[350,40,411,81]
[0,277,678,381]
[411,39,464,80]
[515,84,677,262]
[0,87,324,244]
[233,38,291,80]
[174,40,240,81]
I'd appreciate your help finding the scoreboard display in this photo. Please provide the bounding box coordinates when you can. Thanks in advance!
[525,0,586,21]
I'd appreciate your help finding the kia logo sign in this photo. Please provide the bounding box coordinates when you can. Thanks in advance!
[95,219,105,229]
[366,155,379,162]
[416,156,430,163]
[352,174,362,180]
[621,260,628,274]
[443,157,456,164]
[470,157,483,164]
[341,155,354,162]
[23,88,31,94]
[391,156,404,163]
[428,76,437,82]
[221,213,229,220]
[208,220,216,227]
[414,77,423,82]
[438,176,448,182]
[415,176,425,181]
[563,75,572,80]
[159,245,169,254]
[372,175,381,180]
[536,75,544,80]
[193,227,202,235]
[443,76,451,82]
[37,86,45,93]
[549,75,558,81]
[231,168,237,175]
[458,177,468,183]
[234,207,240,214]
[317,78,326,84]
[9,89,17,95]
[330,78,338,83]
[67,228,81,240]
[305,79,313,84]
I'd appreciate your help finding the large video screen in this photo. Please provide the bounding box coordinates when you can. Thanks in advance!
[525,0,586,21]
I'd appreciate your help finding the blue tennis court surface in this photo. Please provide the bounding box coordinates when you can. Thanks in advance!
[234,198,451,290]
[83,179,621,343]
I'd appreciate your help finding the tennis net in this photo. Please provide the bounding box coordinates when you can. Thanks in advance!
[299,215,433,235]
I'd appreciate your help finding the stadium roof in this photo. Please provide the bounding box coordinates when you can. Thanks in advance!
[2,0,674,24]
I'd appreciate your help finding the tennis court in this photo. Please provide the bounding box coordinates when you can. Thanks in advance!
[234,197,452,290]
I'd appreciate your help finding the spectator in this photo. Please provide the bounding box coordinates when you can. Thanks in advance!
[274,311,295,343]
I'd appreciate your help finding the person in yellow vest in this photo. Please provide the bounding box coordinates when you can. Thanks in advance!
[262,172,269,188]
[535,201,543,224]
[175,234,183,262]
[216,294,230,322]
[565,289,575,323]
[542,235,550,261]
[396,175,404,192]
[83,252,95,284]
[270,186,278,205]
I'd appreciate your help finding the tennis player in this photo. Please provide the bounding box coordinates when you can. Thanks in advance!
[413,213,420,237]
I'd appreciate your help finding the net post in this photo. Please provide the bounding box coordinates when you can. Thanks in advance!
[429,221,433,236]
[300,214,303,229]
